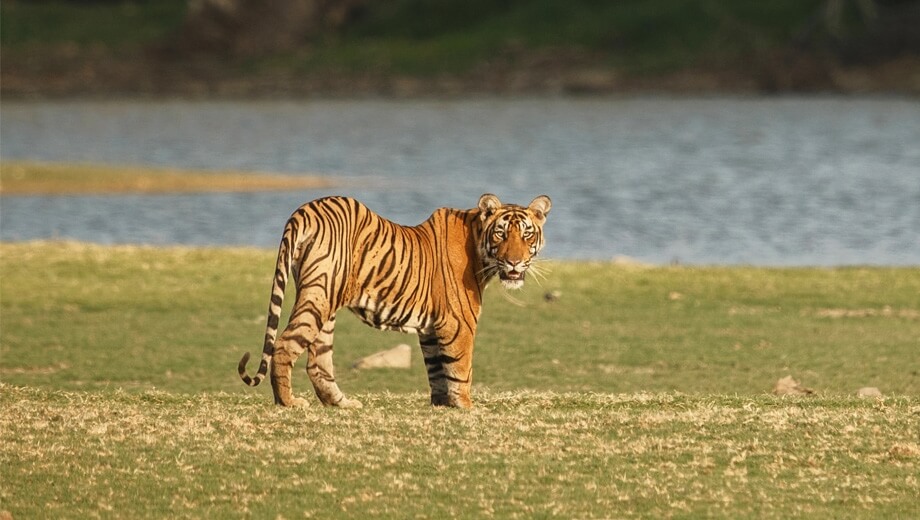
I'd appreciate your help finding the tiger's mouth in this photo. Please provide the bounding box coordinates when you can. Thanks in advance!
[498,269,526,289]
[499,270,525,282]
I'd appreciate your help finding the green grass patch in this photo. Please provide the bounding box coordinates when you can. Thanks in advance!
[1,242,918,395]
[1,242,919,517]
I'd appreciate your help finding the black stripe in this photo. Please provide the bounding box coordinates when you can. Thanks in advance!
[434,353,461,365]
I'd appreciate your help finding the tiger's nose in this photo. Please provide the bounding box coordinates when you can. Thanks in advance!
[507,260,525,273]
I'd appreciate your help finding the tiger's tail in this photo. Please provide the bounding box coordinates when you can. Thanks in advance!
[238,214,303,387]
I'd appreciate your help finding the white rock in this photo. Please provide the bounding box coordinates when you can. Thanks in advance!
[856,387,882,398]
[772,375,814,396]
[352,344,411,369]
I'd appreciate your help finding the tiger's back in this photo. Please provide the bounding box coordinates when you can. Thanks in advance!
[239,193,551,408]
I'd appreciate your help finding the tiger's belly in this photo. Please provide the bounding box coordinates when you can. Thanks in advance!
[348,299,434,335]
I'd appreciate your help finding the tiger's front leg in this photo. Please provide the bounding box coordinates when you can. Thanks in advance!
[419,332,450,406]
[422,326,476,409]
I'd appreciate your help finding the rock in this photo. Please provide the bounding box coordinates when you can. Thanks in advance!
[772,375,815,396]
[544,290,562,302]
[352,344,411,369]
[856,387,882,398]
[889,443,920,458]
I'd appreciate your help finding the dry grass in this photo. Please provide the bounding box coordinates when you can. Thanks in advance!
[0,161,334,195]
[1,385,918,518]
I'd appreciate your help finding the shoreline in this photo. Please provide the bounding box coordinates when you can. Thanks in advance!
[3,50,919,100]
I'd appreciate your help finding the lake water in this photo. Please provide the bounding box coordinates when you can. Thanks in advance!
[1,97,918,265]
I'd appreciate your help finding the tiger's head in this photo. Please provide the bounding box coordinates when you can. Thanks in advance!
[477,193,552,289]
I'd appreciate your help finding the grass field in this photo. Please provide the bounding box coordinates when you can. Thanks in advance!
[1,242,919,517]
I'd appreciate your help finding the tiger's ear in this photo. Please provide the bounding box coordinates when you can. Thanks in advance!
[478,193,502,221]
[528,195,552,223]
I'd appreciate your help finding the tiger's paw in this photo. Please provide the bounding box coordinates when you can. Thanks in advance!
[431,394,451,407]
[431,394,472,409]
[274,394,312,407]
[335,397,363,409]
[452,398,473,409]
[290,397,311,408]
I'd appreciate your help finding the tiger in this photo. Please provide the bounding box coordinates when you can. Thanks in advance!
[238,193,552,409]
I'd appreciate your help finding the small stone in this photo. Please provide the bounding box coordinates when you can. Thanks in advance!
[544,290,562,302]
[352,344,411,369]
[856,387,882,398]
[772,375,815,396]
[668,291,683,301]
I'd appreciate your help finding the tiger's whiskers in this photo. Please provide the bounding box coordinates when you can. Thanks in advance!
[496,284,527,307]
[527,260,551,287]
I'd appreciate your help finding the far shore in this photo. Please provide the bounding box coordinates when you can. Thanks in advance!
[0,161,336,196]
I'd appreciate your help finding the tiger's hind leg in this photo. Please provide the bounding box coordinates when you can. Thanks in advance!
[271,289,332,407]
[271,322,315,407]
[306,315,362,408]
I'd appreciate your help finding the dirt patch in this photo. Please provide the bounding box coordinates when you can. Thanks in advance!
[808,307,920,320]
[889,443,920,459]
[0,362,69,375]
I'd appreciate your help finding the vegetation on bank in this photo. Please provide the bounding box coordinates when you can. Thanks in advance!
[1,242,918,517]
[0,162,333,195]
[2,0,917,96]
[0,0,187,49]
[327,0,828,74]
[0,1,828,58]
